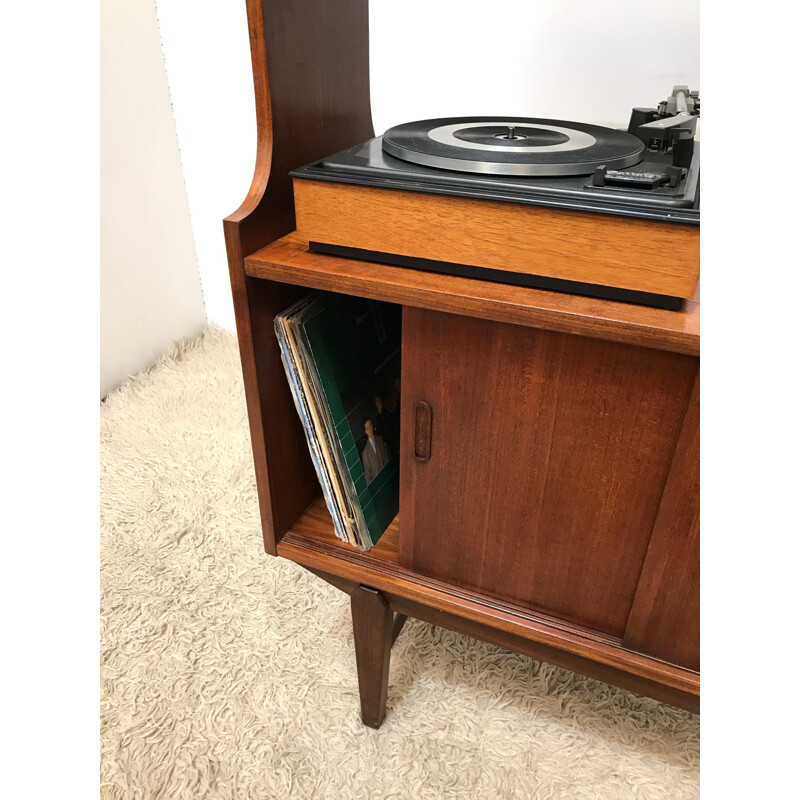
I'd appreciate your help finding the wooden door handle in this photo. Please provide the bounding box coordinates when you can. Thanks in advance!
[414,400,432,463]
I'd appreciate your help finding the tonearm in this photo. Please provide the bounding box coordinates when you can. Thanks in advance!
[628,85,700,168]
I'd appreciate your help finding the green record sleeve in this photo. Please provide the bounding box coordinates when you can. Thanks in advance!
[302,295,402,545]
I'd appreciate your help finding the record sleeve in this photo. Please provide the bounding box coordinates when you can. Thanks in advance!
[274,292,401,549]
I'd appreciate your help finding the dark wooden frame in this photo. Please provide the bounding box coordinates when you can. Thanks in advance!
[224,0,700,728]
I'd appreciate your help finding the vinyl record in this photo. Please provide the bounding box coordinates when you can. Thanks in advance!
[382,117,644,176]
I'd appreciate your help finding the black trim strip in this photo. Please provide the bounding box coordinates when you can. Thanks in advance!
[309,242,684,311]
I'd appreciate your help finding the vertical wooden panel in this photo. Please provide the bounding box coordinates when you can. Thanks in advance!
[400,308,698,636]
[245,278,320,538]
[623,376,700,670]
[224,0,375,551]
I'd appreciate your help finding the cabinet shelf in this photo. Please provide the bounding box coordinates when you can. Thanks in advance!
[282,496,401,568]
[245,233,699,356]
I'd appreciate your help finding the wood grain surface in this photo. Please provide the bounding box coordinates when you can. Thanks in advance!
[277,499,700,702]
[293,180,700,297]
[400,308,698,636]
[245,233,700,356]
[386,592,699,713]
[624,375,700,670]
[223,0,374,553]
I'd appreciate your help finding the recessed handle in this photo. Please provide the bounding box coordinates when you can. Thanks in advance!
[414,400,432,463]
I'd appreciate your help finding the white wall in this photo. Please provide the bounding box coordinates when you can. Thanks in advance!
[158,0,699,332]
[101,0,206,399]
[369,2,700,133]
[157,0,256,334]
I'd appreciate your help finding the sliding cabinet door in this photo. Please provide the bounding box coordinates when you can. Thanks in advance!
[400,307,698,639]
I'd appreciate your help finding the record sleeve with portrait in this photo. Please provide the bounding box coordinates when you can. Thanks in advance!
[274,292,401,550]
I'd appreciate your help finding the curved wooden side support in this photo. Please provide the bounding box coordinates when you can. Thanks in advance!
[223,0,375,553]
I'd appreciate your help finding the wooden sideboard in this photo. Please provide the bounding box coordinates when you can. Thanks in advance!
[224,0,700,728]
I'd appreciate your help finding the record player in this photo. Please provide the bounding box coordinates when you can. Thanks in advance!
[290,86,700,310]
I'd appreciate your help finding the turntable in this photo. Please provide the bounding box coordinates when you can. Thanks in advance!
[290,87,700,310]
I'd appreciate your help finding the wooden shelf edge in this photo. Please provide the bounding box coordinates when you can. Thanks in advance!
[245,233,700,356]
[277,530,699,697]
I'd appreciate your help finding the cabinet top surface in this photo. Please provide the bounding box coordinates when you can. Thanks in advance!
[245,233,699,356]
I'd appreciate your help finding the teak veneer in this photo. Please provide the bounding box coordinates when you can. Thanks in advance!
[293,179,700,299]
[224,0,700,728]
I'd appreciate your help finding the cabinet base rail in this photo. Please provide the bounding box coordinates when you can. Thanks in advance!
[310,568,698,728]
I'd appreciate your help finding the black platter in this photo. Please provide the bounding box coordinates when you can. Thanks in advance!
[381,116,646,177]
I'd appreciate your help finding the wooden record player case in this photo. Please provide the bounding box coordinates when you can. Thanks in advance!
[224,0,700,727]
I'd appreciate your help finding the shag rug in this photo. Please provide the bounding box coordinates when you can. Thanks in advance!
[100,324,699,800]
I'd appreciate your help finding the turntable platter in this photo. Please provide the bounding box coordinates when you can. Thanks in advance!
[382,117,645,177]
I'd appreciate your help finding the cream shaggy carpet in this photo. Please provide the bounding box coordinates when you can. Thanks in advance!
[100,324,699,800]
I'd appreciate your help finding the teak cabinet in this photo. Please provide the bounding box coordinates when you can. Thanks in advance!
[224,0,700,728]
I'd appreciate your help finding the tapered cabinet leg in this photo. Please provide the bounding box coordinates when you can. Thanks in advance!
[350,585,394,728]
